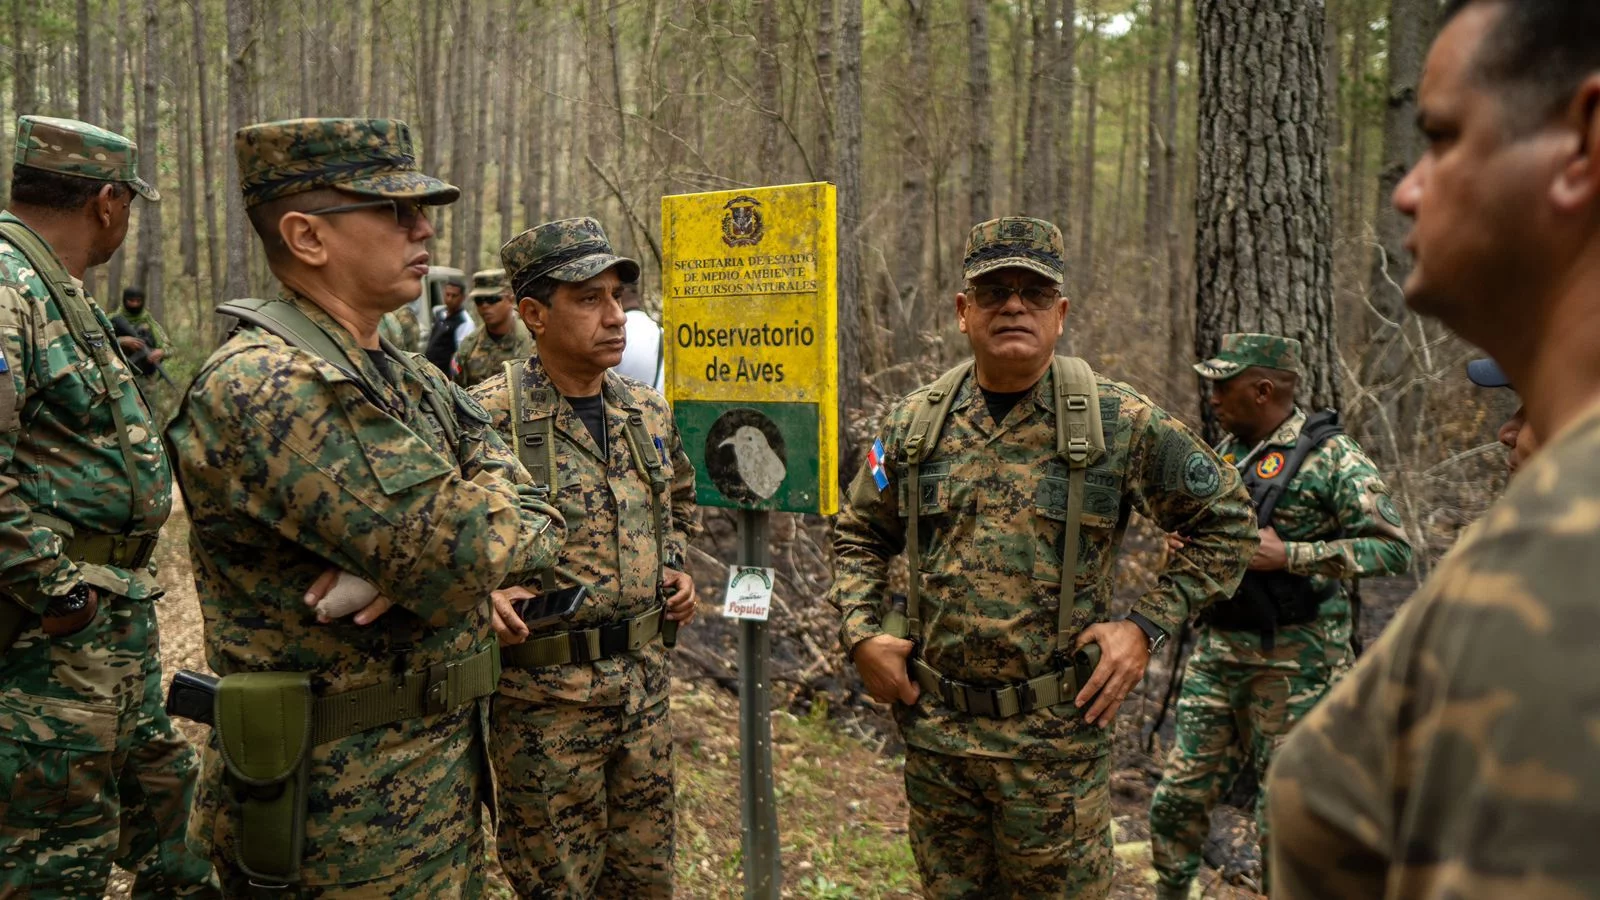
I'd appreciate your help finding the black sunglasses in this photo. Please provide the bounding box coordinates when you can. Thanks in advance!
[969,283,1062,310]
[302,198,427,230]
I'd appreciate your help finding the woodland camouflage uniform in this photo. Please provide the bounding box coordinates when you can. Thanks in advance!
[830,217,1258,899]
[452,268,534,388]
[167,117,565,897]
[470,218,697,899]
[0,116,217,896]
[1149,335,1413,898]
[1268,395,1600,898]
[378,305,421,353]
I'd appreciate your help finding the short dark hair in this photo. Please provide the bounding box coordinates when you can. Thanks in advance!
[10,167,130,211]
[246,188,347,263]
[1444,0,1600,134]
[122,286,145,301]
[514,273,563,307]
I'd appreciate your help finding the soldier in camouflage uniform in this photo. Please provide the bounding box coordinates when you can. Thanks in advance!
[1269,2,1600,895]
[166,118,565,897]
[1148,334,1413,899]
[377,304,420,353]
[0,116,217,896]
[830,217,1257,899]
[452,267,534,388]
[469,217,698,899]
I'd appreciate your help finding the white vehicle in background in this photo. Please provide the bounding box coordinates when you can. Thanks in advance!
[394,266,466,353]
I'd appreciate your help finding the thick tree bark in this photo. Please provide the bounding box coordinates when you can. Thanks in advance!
[816,0,835,176]
[135,0,164,319]
[1194,0,1337,437]
[1358,0,1434,455]
[966,0,992,223]
[836,0,865,487]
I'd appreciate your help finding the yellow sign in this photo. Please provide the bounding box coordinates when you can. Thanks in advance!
[662,183,838,515]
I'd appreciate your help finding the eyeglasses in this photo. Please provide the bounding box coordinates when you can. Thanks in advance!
[969,283,1062,310]
[302,198,427,230]
[473,294,508,305]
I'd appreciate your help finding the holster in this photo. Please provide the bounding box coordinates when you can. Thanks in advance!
[215,672,314,888]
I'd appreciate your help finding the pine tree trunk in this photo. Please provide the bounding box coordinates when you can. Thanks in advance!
[836,0,866,485]
[497,0,518,248]
[1020,0,1055,212]
[756,0,783,170]
[224,0,253,313]
[179,50,199,281]
[467,0,492,270]
[815,0,835,176]
[135,0,164,319]
[1144,0,1165,260]
[892,0,931,324]
[1163,0,1189,389]
[966,0,992,223]
[104,0,131,302]
[1194,0,1337,437]
[1054,0,1077,235]
[194,0,222,293]
[76,0,94,120]
[1357,0,1434,456]
[1078,4,1100,298]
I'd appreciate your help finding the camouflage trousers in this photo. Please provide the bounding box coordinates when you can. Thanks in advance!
[904,746,1113,899]
[212,832,484,898]
[491,695,674,899]
[1148,613,1352,894]
[0,595,217,898]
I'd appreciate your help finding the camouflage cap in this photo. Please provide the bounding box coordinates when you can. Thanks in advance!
[501,217,640,290]
[13,115,159,201]
[233,118,458,209]
[1194,333,1304,380]
[963,216,1066,284]
[468,267,509,299]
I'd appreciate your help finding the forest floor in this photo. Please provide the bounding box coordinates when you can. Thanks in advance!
[103,496,1421,899]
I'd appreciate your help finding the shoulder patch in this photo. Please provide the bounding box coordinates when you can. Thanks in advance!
[1377,493,1402,527]
[1256,451,1286,479]
[1182,450,1221,498]
[451,384,492,427]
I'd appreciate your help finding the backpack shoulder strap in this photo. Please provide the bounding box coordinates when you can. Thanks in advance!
[1257,409,1345,526]
[0,219,147,534]
[899,360,973,642]
[220,298,461,456]
[1051,356,1102,653]
[504,358,555,499]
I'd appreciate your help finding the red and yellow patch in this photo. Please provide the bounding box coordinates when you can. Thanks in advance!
[1255,451,1286,479]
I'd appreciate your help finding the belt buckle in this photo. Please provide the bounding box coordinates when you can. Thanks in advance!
[423,662,449,716]
[598,621,630,658]
[966,686,1002,718]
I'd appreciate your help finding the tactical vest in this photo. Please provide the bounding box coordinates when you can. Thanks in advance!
[200,298,500,892]
[883,356,1105,719]
[1202,409,1345,647]
[500,359,677,668]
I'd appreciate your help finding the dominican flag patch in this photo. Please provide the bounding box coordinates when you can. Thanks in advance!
[867,438,889,491]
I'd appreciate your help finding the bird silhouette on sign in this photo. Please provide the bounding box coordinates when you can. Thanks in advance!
[720,426,786,499]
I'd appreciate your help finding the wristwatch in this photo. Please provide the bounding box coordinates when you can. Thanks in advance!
[1125,611,1168,654]
[44,583,93,619]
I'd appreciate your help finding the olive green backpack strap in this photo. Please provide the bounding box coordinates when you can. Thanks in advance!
[0,219,145,534]
[504,359,555,497]
[1051,355,1104,654]
[619,402,678,646]
[219,297,461,453]
[888,359,973,642]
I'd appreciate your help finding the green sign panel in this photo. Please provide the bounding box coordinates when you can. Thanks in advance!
[673,400,820,512]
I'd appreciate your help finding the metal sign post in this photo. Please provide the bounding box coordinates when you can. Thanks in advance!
[662,182,838,899]
[736,509,779,898]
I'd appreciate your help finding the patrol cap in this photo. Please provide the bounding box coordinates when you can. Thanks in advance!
[963,216,1066,284]
[234,117,458,209]
[1194,333,1304,380]
[469,268,509,299]
[13,115,159,201]
[1466,358,1511,389]
[501,217,640,290]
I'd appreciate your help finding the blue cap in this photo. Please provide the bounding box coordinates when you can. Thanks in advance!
[1466,358,1511,389]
